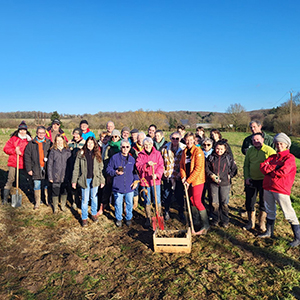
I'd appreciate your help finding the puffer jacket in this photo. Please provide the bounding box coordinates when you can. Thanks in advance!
[3,135,31,169]
[72,150,105,189]
[136,147,164,187]
[180,145,205,186]
[47,148,71,183]
[24,138,51,179]
[260,149,296,195]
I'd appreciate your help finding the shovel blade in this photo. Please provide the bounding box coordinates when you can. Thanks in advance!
[11,193,22,208]
[157,216,165,230]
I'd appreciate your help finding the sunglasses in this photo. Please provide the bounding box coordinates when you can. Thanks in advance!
[171,137,180,140]
[112,136,119,138]
[121,146,130,149]
[203,144,212,147]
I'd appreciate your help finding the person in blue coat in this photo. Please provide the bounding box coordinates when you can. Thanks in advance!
[80,120,95,140]
[106,139,139,227]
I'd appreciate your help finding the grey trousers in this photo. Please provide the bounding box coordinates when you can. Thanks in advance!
[264,190,299,225]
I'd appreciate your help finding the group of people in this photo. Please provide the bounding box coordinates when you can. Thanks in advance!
[2,119,300,247]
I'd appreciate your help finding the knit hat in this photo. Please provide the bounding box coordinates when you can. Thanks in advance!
[72,128,83,137]
[111,129,121,138]
[273,132,291,149]
[18,121,27,131]
[80,119,88,126]
[121,127,130,133]
[52,119,60,125]
[130,128,139,134]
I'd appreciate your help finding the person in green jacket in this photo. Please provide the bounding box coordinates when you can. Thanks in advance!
[243,133,276,232]
[241,120,274,155]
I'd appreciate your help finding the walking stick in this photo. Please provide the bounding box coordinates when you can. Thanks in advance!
[184,184,195,234]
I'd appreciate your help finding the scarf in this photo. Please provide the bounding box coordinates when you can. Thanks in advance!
[109,139,121,154]
[154,137,165,150]
[18,133,32,141]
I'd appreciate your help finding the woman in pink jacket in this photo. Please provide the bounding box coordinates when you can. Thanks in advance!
[259,133,300,247]
[3,121,31,204]
[136,137,164,228]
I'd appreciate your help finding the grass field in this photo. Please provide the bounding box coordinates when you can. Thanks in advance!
[0,131,300,299]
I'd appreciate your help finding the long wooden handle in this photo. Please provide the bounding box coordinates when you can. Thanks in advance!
[16,154,19,191]
[184,184,194,233]
[152,165,159,215]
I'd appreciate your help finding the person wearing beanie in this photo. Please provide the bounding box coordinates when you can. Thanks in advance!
[121,127,130,143]
[46,119,68,143]
[2,121,32,204]
[80,120,95,140]
[259,132,300,247]
[130,129,139,145]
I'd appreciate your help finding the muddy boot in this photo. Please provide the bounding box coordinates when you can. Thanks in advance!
[258,218,275,238]
[52,196,59,213]
[290,224,300,247]
[60,194,67,212]
[196,209,210,235]
[258,211,267,232]
[243,211,255,231]
[144,205,152,229]
[44,188,49,206]
[2,189,10,205]
[34,190,41,210]
[133,196,139,210]
[191,205,201,231]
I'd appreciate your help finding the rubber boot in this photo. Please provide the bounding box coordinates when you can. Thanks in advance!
[133,196,139,210]
[191,205,201,229]
[44,188,49,206]
[144,205,152,229]
[290,224,300,247]
[34,190,41,210]
[258,211,267,232]
[60,194,67,212]
[196,209,210,235]
[2,189,10,205]
[243,211,256,231]
[258,218,275,238]
[52,196,59,213]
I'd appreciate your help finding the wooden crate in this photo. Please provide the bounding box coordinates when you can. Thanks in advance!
[153,228,192,254]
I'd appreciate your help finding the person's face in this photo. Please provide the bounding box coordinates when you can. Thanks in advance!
[275,142,287,153]
[252,134,264,149]
[19,129,26,137]
[185,136,195,149]
[106,122,115,133]
[155,132,163,143]
[202,141,212,151]
[195,137,201,145]
[215,145,226,156]
[112,135,120,142]
[137,135,144,146]
[52,123,60,131]
[250,122,262,134]
[122,130,130,139]
[56,136,64,148]
[131,132,138,143]
[81,123,88,132]
[121,142,130,155]
[171,134,180,147]
[212,132,219,142]
[73,132,80,141]
[197,129,204,137]
[144,141,153,152]
[37,129,46,140]
[148,126,156,138]
[178,129,185,137]
[87,139,94,150]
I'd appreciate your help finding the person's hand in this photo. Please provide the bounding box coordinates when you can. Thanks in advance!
[100,183,105,188]
[184,181,189,188]
[116,170,124,176]
[131,182,138,190]
[148,161,156,166]
[28,171,33,176]
[49,180,53,183]
[72,183,76,189]
[152,173,157,180]
[15,146,22,155]
[181,177,186,184]
[245,178,251,185]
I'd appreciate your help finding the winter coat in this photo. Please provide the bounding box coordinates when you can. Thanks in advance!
[47,148,71,183]
[260,149,296,195]
[72,150,105,189]
[136,147,164,187]
[81,128,96,140]
[24,138,51,180]
[243,144,276,180]
[241,131,274,155]
[205,152,237,186]
[180,145,205,186]
[46,127,68,142]
[106,152,139,194]
[3,135,31,169]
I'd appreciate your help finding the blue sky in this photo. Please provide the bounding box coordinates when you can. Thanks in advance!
[0,0,299,115]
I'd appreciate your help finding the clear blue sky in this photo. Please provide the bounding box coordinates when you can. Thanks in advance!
[1,0,299,115]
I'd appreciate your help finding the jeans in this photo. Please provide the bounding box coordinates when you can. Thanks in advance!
[81,178,98,220]
[141,185,161,206]
[33,179,48,191]
[162,179,184,214]
[114,191,134,221]
[245,179,264,212]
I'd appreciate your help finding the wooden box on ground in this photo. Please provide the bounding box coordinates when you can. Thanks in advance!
[153,227,192,254]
